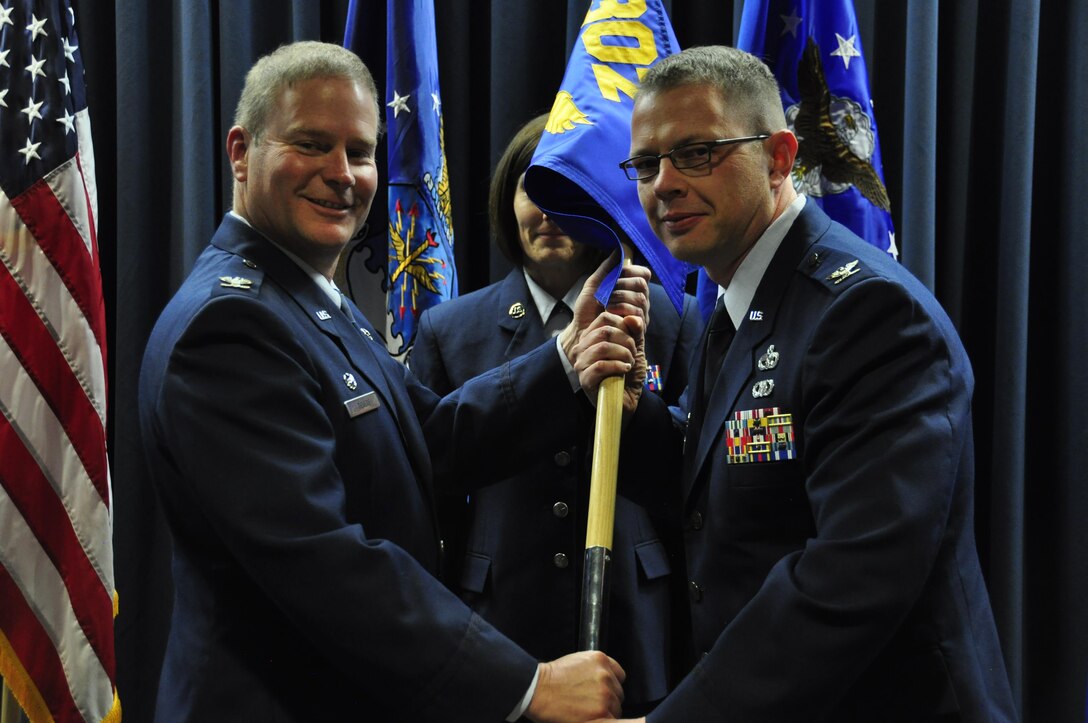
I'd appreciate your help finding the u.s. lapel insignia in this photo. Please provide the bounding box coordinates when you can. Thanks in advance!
[360,328,374,340]
[828,260,860,285]
[644,364,662,392]
[316,309,332,320]
[218,276,253,290]
[724,408,795,464]
[749,310,764,321]
[757,345,779,371]
[752,379,774,398]
[343,373,358,391]
[508,302,526,319]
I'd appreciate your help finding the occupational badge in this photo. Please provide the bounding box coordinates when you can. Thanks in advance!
[757,345,780,371]
[343,373,358,391]
[752,379,775,398]
[508,302,526,319]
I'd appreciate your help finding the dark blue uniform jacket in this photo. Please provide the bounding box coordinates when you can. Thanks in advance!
[138,215,591,722]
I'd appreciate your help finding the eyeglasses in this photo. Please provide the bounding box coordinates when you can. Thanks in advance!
[618,135,772,181]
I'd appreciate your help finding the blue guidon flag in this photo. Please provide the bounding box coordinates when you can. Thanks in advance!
[523,0,695,315]
[696,0,897,321]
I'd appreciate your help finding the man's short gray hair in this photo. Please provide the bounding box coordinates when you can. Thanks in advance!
[638,45,787,134]
[234,40,380,141]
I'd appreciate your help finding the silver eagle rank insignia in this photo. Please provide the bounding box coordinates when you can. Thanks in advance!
[218,276,253,290]
[827,260,860,285]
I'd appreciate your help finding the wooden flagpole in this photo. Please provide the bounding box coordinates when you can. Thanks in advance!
[578,373,624,651]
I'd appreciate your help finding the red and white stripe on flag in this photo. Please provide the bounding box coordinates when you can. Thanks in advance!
[0,1,118,721]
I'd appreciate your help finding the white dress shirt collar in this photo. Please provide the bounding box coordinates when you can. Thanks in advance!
[522,268,585,324]
[719,194,807,329]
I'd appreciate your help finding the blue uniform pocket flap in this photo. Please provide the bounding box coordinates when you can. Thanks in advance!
[634,539,670,581]
[459,552,491,593]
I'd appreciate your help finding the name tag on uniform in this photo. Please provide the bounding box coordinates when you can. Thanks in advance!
[344,391,380,418]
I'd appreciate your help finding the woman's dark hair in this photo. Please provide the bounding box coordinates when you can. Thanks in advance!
[488,114,549,266]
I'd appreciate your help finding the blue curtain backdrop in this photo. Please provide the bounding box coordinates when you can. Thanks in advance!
[71,1,1086,720]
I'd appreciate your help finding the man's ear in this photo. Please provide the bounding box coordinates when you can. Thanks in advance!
[226,126,250,183]
[767,130,799,189]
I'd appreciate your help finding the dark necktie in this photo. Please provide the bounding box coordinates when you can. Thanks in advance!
[546,301,572,339]
[702,296,734,404]
[683,296,734,471]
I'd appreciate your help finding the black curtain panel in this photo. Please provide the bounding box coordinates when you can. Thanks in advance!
[73,1,1087,720]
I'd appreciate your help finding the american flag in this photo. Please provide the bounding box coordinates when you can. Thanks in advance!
[0,1,117,722]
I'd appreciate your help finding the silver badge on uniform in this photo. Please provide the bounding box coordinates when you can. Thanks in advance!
[752,379,775,398]
[757,345,779,371]
[316,309,332,320]
[360,328,373,340]
[343,373,358,391]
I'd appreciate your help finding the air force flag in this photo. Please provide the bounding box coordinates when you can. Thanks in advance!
[523,0,695,314]
[383,0,457,356]
[693,0,897,321]
[739,0,896,257]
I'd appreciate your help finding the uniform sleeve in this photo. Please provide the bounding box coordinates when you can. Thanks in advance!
[402,339,588,493]
[409,307,455,396]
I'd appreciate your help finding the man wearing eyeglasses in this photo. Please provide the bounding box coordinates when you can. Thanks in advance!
[594,46,1016,721]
